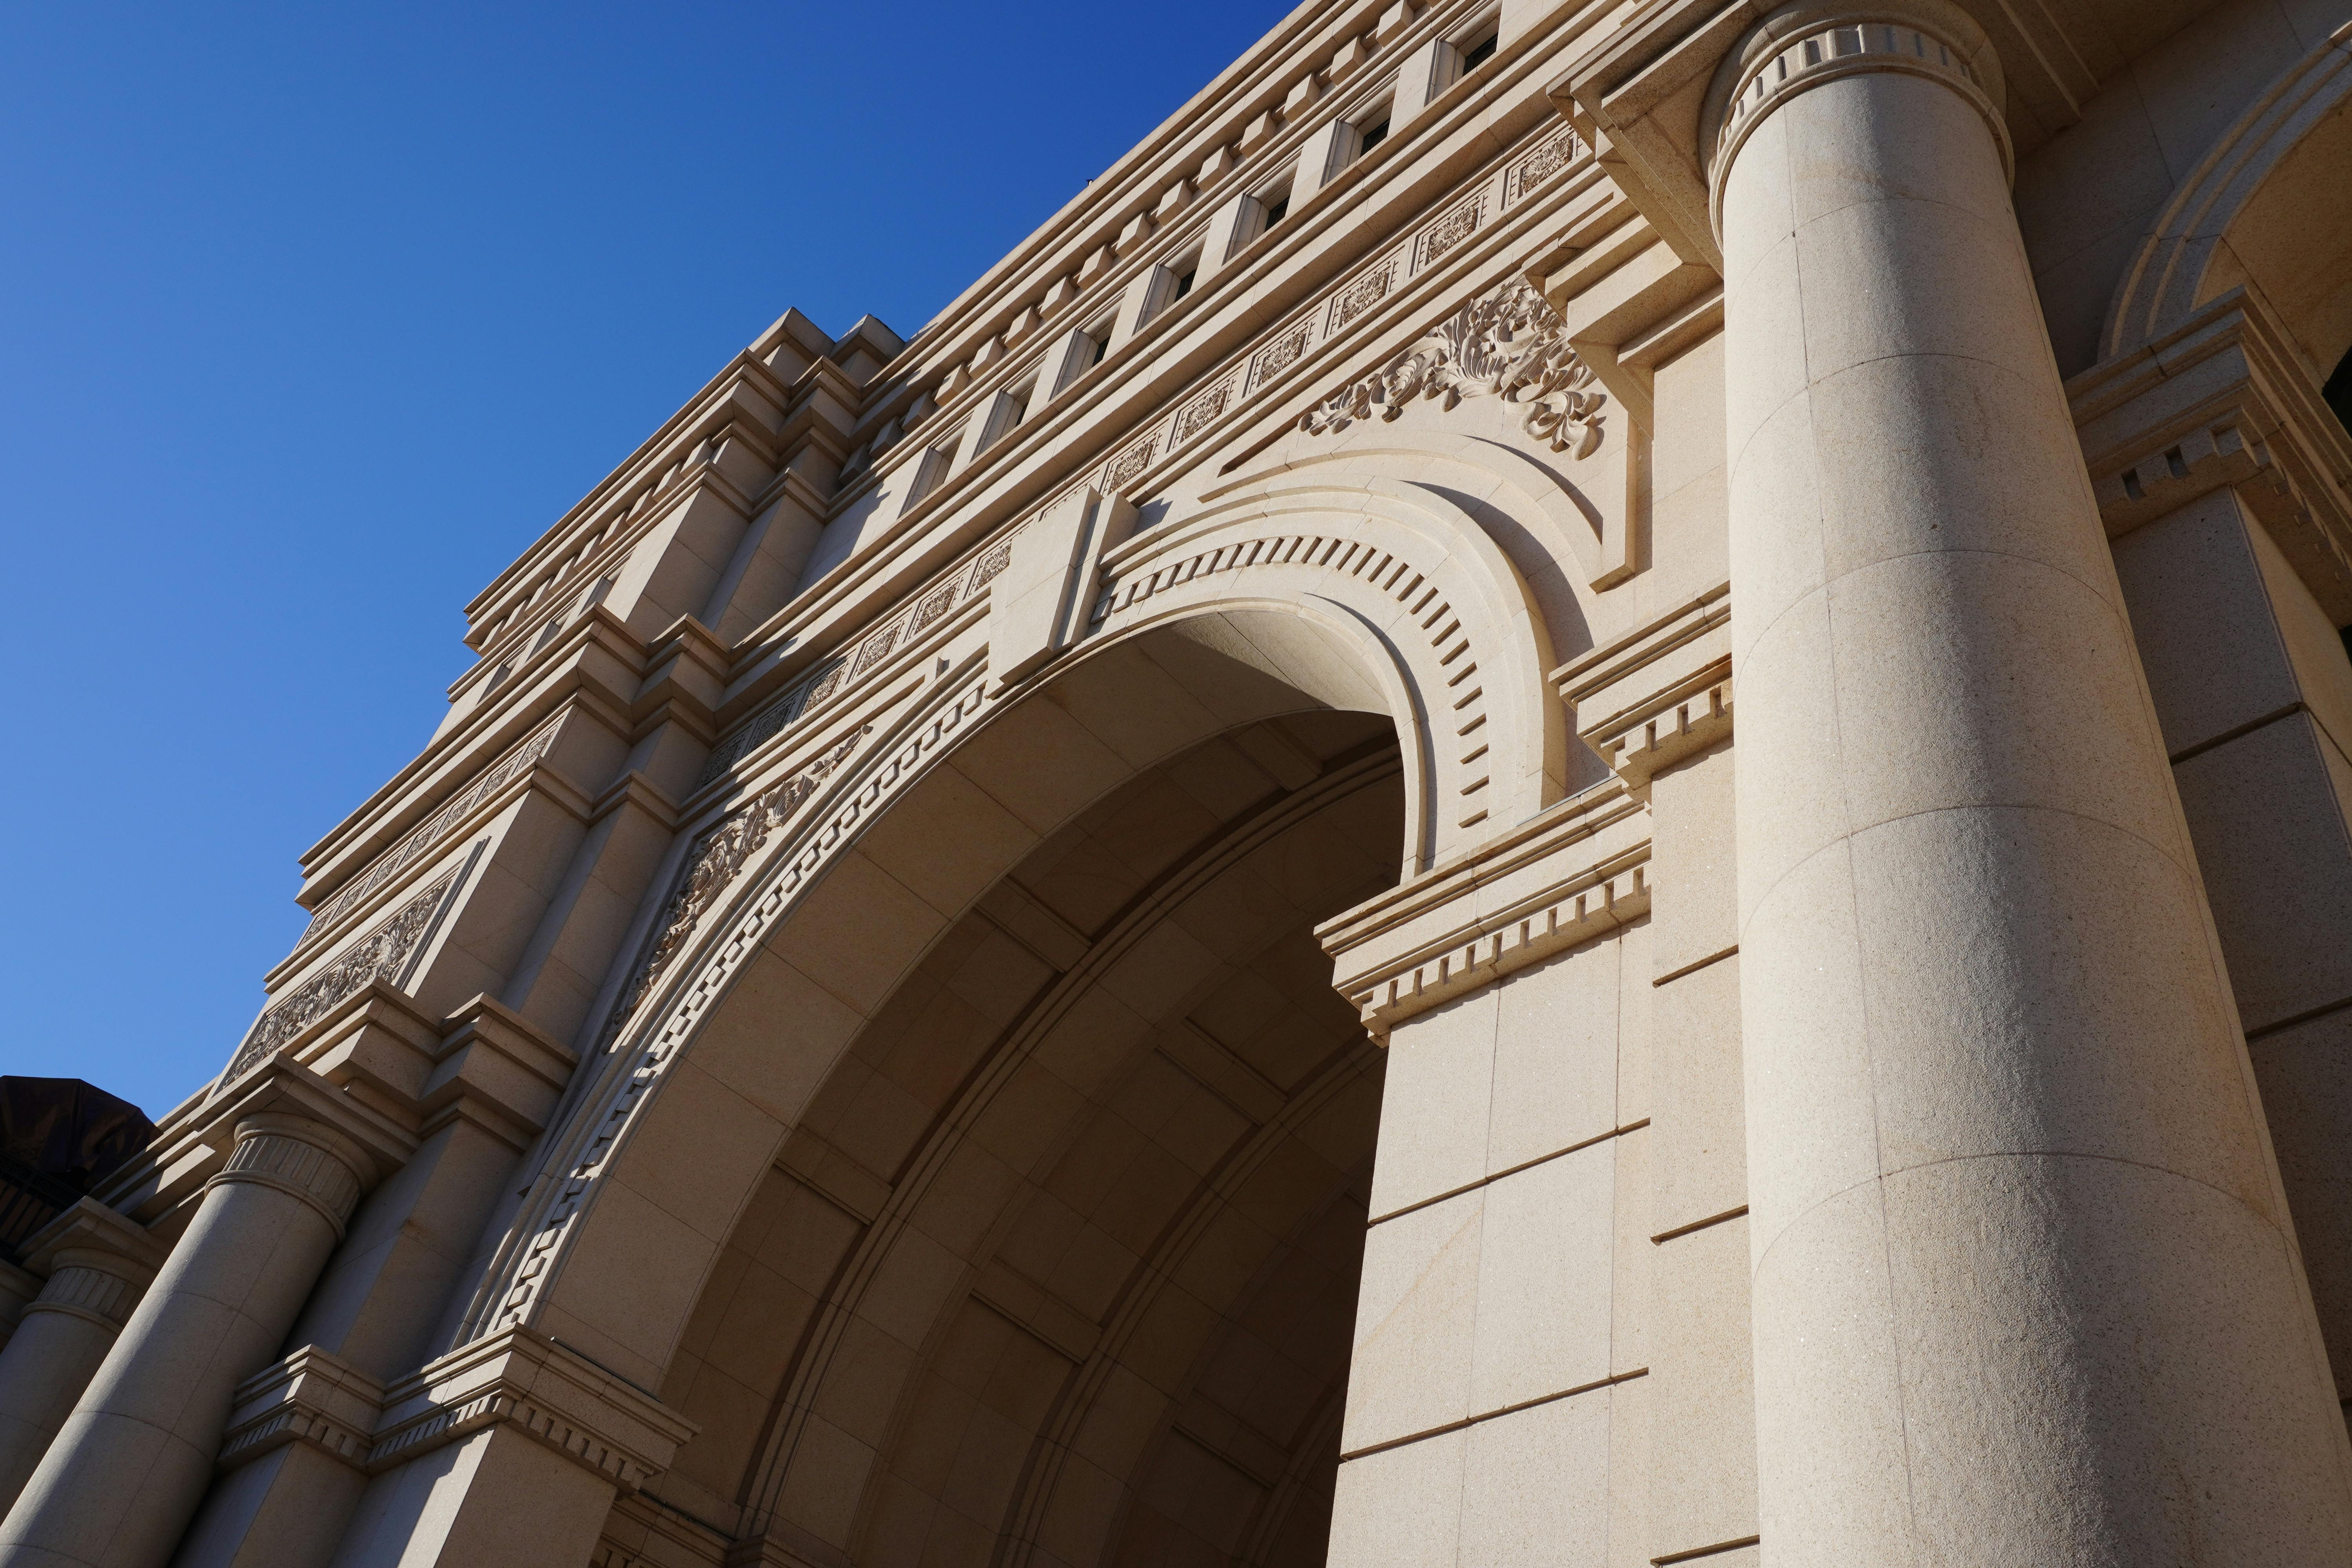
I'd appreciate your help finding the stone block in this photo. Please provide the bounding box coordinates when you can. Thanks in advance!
[1368,988,1497,1216]
[1343,1189,1482,1450]
[1457,1391,1612,1565]
[2172,712,2352,1031]
[1486,936,1621,1175]
[1469,1146,1615,1412]
[1648,1214,1759,1561]
[1650,953,1744,1236]
[1327,1430,1465,1568]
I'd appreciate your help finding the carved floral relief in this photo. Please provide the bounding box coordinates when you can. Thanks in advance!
[1297,279,1607,457]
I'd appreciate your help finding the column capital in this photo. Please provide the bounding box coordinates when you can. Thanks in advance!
[204,1112,372,1238]
[16,1199,166,1333]
[1699,0,2009,236]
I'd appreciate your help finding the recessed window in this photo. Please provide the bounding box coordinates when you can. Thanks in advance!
[904,438,957,511]
[532,616,564,652]
[980,381,1034,452]
[1261,190,1290,230]
[1357,115,1390,154]
[1172,265,1197,300]
[1460,31,1497,72]
[1089,332,1109,367]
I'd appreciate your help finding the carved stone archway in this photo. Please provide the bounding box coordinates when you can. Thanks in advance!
[2103,18,2352,374]
[447,434,1569,1437]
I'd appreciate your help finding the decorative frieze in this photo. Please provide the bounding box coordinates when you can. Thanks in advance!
[299,716,559,949]
[612,729,866,1047]
[1416,191,1486,268]
[1330,263,1395,332]
[222,853,476,1088]
[1504,128,1581,204]
[1297,279,1608,457]
[1103,437,1156,493]
[1173,376,1239,445]
[698,120,1600,795]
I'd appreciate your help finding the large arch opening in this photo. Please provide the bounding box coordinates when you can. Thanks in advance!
[581,620,1414,1566]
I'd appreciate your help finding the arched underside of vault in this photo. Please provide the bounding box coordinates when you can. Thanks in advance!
[628,702,1406,1568]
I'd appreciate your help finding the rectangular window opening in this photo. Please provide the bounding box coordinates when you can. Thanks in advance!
[1460,29,1497,72]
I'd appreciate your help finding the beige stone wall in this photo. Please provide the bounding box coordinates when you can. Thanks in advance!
[6,0,2352,1564]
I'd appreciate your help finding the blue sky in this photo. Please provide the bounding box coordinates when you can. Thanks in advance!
[0,0,1289,1118]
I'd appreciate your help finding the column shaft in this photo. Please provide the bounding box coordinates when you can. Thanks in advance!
[0,1260,149,1515]
[1714,4,2352,1561]
[0,1118,364,1568]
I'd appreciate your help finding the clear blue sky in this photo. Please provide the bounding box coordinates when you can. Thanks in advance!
[0,0,1290,1118]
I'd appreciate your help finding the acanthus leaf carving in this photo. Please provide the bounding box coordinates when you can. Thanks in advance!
[1297,279,1606,458]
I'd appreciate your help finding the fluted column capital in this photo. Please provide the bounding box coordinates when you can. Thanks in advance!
[1699,0,2009,237]
[203,1113,370,1238]
[16,1201,165,1335]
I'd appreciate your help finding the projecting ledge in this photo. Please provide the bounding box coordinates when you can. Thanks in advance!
[1318,779,1651,1037]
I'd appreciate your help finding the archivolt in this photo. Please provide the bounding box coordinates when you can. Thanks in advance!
[2102,19,2352,372]
[1092,453,1569,872]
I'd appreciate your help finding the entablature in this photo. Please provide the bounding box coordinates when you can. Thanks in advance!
[704,121,1623,779]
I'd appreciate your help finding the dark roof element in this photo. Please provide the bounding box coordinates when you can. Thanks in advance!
[0,1078,156,1264]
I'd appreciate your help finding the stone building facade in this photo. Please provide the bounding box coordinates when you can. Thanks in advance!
[5,0,2352,1561]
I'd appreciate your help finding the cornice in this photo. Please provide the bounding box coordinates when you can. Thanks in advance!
[842,6,1593,544]
[1318,777,1651,1035]
[226,1327,697,1493]
[466,366,795,635]
[217,1345,387,1475]
[880,0,1474,385]
[2069,287,2352,621]
[306,608,650,878]
[1552,579,1733,791]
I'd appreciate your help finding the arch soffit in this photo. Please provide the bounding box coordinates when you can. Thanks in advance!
[467,640,1397,1387]
[2102,20,2352,371]
[460,428,1572,1392]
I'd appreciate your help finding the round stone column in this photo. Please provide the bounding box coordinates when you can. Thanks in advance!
[0,1114,366,1568]
[0,1209,162,1517]
[1710,2,2352,1561]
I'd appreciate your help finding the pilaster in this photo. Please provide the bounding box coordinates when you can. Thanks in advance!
[1321,779,1656,1567]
